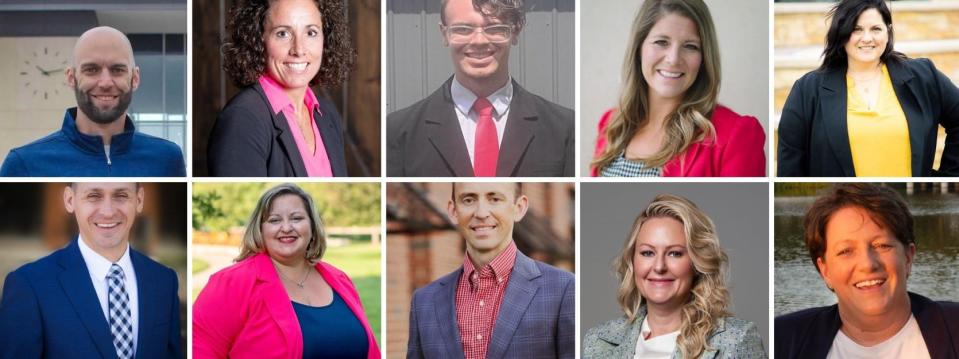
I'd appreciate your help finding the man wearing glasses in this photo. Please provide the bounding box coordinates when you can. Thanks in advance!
[387,0,574,177]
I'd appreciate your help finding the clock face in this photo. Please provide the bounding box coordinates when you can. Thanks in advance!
[16,38,76,110]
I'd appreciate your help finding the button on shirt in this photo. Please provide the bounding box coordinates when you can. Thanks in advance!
[455,241,517,359]
[451,76,512,167]
[77,236,139,353]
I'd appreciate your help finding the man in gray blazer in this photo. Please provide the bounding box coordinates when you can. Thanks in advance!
[387,0,574,177]
[407,182,575,359]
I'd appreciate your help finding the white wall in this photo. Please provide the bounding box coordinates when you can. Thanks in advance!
[580,0,769,174]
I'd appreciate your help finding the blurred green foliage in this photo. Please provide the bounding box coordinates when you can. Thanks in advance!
[192,183,380,231]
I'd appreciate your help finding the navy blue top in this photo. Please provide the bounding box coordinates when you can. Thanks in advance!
[0,108,185,177]
[292,291,368,359]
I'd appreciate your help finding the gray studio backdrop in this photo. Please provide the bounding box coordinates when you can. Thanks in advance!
[580,182,770,349]
[386,0,574,113]
[581,0,769,175]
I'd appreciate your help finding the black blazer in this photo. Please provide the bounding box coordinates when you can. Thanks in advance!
[387,77,574,177]
[777,58,959,177]
[775,292,959,359]
[207,84,348,177]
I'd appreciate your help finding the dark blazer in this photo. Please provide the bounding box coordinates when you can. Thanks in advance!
[775,292,959,359]
[387,77,574,177]
[407,250,575,359]
[0,239,182,359]
[207,84,348,177]
[777,58,959,177]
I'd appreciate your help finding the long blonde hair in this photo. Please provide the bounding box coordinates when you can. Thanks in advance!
[593,0,720,173]
[614,194,730,358]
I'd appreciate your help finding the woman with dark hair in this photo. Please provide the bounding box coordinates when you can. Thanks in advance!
[591,0,765,177]
[777,0,959,177]
[775,183,959,358]
[207,0,355,177]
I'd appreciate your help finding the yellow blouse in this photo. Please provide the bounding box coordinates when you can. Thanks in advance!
[846,64,911,176]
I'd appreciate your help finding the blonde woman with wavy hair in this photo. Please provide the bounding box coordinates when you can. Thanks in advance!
[590,0,765,177]
[583,194,766,358]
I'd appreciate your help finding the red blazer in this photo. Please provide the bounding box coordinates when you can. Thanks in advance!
[591,105,766,177]
[193,253,380,359]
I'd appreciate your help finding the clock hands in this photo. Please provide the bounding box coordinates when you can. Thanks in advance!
[34,66,64,76]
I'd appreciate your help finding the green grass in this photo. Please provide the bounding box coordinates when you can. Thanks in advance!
[192,258,210,275]
[191,242,382,346]
[323,243,382,347]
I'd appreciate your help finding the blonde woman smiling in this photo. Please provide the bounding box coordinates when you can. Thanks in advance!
[583,194,765,358]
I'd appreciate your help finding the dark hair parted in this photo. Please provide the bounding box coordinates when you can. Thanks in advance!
[818,0,905,71]
[222,0,355,88]
[803,183,914,269]
[440,0,526,29]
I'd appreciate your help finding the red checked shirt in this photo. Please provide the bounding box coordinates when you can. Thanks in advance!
[455,241,517,359]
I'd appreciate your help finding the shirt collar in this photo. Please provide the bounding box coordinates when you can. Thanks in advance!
[462,240,518,287]
[450,76,512,119]
[76,234,134,281]
[63,107,136,155]
[258,74,322,117]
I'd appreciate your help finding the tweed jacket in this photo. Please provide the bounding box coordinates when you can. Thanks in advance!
[583,309,766,359]
[407,249,575,359]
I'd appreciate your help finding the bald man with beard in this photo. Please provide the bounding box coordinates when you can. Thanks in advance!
[0,26,185,177]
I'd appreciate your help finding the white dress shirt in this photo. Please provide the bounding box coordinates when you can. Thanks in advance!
[450,76,513,166]
[826,314,930,359]
[78,235,139,353]
[634,317,679,359]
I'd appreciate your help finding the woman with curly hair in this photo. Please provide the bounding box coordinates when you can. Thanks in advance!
[590,0,765,177]
[583,194,766,358]
[208,0,355,177]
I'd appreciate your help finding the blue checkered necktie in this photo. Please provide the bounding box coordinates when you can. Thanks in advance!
[107,264,134,359]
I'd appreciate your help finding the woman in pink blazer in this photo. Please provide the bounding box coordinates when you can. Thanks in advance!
[590,0,765,177]
[193,184,380,359]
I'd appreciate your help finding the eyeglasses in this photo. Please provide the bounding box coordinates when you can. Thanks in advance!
[443,24,514,44]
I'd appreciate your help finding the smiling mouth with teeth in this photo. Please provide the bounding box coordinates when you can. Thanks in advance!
[95,222,120,229]
[854,279,886,288]
[286,63,308,71]
[657,70,683,78]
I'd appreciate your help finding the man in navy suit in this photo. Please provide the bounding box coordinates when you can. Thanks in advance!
[407,182,574,359]
[387,0,574,177]
[0,182,182,359]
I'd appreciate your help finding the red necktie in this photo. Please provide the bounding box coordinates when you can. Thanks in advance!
[472,97,498,177]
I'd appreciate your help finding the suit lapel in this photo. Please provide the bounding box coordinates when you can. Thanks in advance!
[131,250,157,359]
[432,271,466,359]
[272,111,309,176]
[426,79,474,176]
[486,252,541,359]
[595,312,643,358]
[254,254,303,358]
[58,240,120,359]
[819,69,856,176]
[314,105,347,177]
[497,81,539,177]
[253,84,309,176]
[887,61,926,176]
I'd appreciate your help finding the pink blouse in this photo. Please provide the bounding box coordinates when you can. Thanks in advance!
[258,75,333,177]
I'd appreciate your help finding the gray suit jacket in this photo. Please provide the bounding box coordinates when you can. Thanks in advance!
[583,309,766,359]
[387,77,574,177]
[407,250,575,359]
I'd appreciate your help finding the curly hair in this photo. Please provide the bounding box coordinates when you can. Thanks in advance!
[236,183,327,263]
[614,194,730,359]
[592,0,720,173]
[222,0,355,88]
